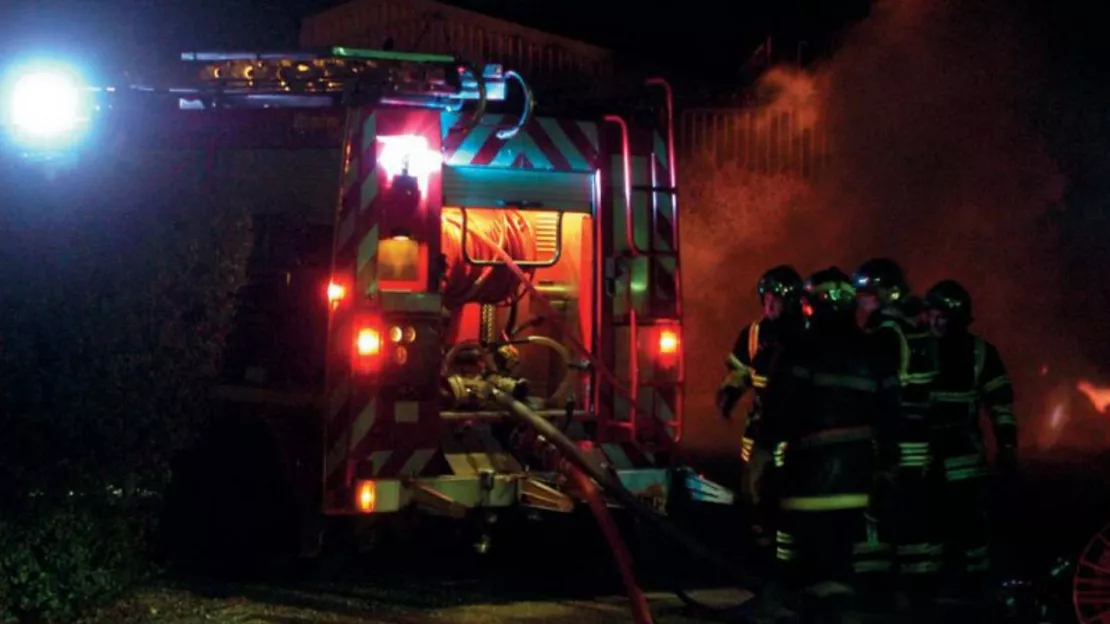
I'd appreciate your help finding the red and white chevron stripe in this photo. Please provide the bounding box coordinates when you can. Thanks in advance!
[441,113,600,172]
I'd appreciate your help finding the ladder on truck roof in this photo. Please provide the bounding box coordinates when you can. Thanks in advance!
[124,46,530,129]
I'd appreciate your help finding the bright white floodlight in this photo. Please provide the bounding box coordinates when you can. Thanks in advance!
[7,70,85,139]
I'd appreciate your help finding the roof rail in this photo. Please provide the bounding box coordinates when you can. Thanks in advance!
[126,46,508,111]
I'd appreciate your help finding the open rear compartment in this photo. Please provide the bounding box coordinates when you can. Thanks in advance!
[439,206,595,419]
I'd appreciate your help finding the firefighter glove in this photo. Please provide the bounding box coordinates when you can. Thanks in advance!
[716,386,741,420]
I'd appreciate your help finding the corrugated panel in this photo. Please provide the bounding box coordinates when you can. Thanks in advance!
[442,166,594,213]
[532,211,560,255]
[678,107,831,179]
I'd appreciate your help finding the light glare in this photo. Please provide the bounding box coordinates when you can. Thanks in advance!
[8,70,84,138]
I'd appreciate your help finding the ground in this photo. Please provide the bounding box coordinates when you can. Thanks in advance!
[90,455,1103,624]
[92,585,740,623]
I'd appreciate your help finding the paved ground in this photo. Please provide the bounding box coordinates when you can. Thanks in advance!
[91,454,1107,623]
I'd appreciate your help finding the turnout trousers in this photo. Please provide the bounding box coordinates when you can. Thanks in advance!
[775,435,890,592]
[932,426,991,585]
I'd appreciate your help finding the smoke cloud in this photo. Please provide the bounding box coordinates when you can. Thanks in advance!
[681,0,1095,456]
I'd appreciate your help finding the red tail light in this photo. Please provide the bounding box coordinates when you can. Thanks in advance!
[327,281,346,306]
[355,480,377,513]
[352,317,383,375]
[656,325,681,368]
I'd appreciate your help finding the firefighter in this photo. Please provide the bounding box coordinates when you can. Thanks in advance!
[716,265,804,551]
[852,258,943,600]
[760,267,900,614]
[924,280,1018,596]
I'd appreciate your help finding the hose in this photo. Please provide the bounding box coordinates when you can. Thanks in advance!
[519,336,574,407]
[566,463,654,624]
[442,336,573,407]
[488,387,763,590]
[440,209,536,308]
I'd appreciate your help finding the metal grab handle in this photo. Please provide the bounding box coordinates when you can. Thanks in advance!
[495,70,534,140]
[603,115,651,257]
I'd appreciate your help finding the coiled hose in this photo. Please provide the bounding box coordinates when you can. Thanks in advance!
[441,209,536,308]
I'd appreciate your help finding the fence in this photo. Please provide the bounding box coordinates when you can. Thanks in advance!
[677,107,831,179]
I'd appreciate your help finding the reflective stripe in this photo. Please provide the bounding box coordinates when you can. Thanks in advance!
[967,559,991,573]
[741,437,754,463]
[898,441,930,467]
[991,406,1016,426]
[776,546,796,561]
[944,454,985,469]
[947,466,989,481]
[903,371,937,385]
[812,373,878,392]
[966,545,988,558]
[966,544,991,574]
[853,541,891,554]
[748,321,761,363]
[897,543,943,556]
[983,375,1011,393]
[751,374,768,388]
[933,390,976,403]
[773,441,787,467]
[900,561,942,574]
[855,560,893,572]
[780,493,869,511]
[776,530,795,544]
[879,321,911,377]
[727,353,747,372]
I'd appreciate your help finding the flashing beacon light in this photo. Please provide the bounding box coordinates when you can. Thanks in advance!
[376,134,441,195]
[2,64,91,148]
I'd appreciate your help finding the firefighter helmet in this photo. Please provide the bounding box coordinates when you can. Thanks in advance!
[802,267,857,318]
[925,279,974,327]
[757,265,803,301]
[852,257,909,302]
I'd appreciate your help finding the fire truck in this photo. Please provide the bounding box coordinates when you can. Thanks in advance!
[0,47,732,555]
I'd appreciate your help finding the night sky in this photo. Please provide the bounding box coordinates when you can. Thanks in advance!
[0,0,1105,196]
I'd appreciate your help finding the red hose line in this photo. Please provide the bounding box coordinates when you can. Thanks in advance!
[566,463,654,624]
[441,209,536,308]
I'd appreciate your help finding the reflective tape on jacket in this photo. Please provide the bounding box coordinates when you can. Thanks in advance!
[898,441,930,467]
[991,405,1017,426]
[933,390,976,404]
[748,320,761,363]
[983,375,1011,393]
[772,441,788,467]
[780,493,870,511]
[751,374,768,388]
[741,437,755,463]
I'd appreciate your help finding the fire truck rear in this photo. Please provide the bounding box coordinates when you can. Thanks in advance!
[0,48,732,551]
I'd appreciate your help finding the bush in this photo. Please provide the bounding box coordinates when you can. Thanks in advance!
[0,498,151,624]
[0,150,252,621]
